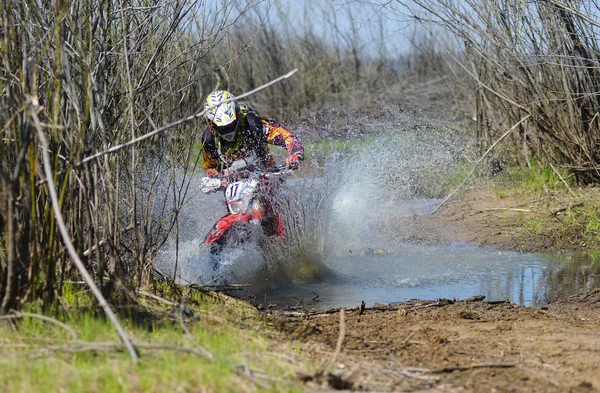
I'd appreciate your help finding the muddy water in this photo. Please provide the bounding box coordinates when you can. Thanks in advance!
[155,131,600,309]
[157,184,600,310]
[258,195,600,309]
[261,245,600,309]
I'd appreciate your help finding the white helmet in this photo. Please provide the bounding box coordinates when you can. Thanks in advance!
[204,90,237,125]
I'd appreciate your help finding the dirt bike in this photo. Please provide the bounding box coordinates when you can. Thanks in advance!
[200,159,293,270]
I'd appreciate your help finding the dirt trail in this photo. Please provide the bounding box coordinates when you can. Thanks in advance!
[380,184,600,253]
[273,295,600,392]
[268,185,600,392]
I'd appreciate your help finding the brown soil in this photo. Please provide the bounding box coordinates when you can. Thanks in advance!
[418,185,600,253]
[267,184,600,392]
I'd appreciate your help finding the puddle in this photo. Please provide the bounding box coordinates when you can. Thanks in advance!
[158,184,600,310]
[255,249,600,309]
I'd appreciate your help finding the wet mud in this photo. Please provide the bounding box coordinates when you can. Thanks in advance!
[271,293,600,392]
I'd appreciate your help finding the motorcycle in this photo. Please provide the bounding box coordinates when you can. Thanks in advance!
[200,158,293,270]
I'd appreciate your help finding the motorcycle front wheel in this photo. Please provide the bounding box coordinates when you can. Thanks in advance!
[207,221,260,271]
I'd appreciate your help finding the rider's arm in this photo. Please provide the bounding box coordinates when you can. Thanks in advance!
[262,119,304,165]
[201,129,221,177]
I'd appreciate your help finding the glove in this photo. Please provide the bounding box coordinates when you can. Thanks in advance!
[205,168,220,178]
[285,152,304,170]
[206,167,234,179]
[200,177,225,194]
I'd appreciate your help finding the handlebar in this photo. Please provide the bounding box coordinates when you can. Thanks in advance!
[200,164,293,194]
[265,164,288,173]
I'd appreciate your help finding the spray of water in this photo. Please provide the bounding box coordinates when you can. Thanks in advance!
[154,125,471,293]
[152,123,585,308]
[154,164,338,290]
[323,126,471,258]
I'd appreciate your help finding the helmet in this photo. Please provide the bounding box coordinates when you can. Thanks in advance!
[204,90,238,141]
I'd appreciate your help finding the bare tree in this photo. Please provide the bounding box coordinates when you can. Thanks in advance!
[389,0,600,182]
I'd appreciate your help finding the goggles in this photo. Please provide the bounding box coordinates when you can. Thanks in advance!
[212,121,238,142]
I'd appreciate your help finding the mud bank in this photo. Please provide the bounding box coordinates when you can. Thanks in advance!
[270,293,600,392]
[388,184,600,253]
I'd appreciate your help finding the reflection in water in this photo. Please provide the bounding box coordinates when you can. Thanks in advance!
[539,252,600,302]
[259,251,600,309]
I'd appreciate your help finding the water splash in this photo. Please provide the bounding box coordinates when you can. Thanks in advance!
[154,127,600,307]
[153,165,336,288]
[155,126,467,281]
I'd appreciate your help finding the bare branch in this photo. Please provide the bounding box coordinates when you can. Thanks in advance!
[433,115,531,214]
[30,103,139,364]
[75,69,298,167]
[0,311,79,340]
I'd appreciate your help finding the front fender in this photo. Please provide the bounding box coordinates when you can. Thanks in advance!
[204,212,252,243]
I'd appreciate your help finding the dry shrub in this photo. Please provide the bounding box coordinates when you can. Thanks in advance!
[0,0,261,311]
[194,11,402,123]
[403,0,600,183]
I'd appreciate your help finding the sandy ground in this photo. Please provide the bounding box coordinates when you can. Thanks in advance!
[267,185,600,392]
[272,295,600,392]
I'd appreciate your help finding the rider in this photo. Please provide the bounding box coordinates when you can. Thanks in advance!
[201,89,304,239]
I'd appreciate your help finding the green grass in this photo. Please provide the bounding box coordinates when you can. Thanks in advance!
[507,160,574,195]
[521,216,544,234]
[585,210,600,234]
[0,288,304,393]
[495,189,508,199]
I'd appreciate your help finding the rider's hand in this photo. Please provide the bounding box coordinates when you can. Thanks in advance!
[205,168,220,178]
[285,152,304,170]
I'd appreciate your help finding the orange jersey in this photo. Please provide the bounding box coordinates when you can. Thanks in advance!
[201,104,303,177]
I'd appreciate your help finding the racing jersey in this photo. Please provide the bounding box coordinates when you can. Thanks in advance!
[201,104,304,177]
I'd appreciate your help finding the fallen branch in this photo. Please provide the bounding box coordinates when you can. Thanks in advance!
[276,297,499,318]
[486,299,512,305]
[133,343,210,358]
[413,298,455,310]
[429,363,516,373]
[28,341,211,359]
[200,284,250,290]
[191,283,250,293]
[472,208,541,214]
[278,307,349,318]
[464,295,486,303]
